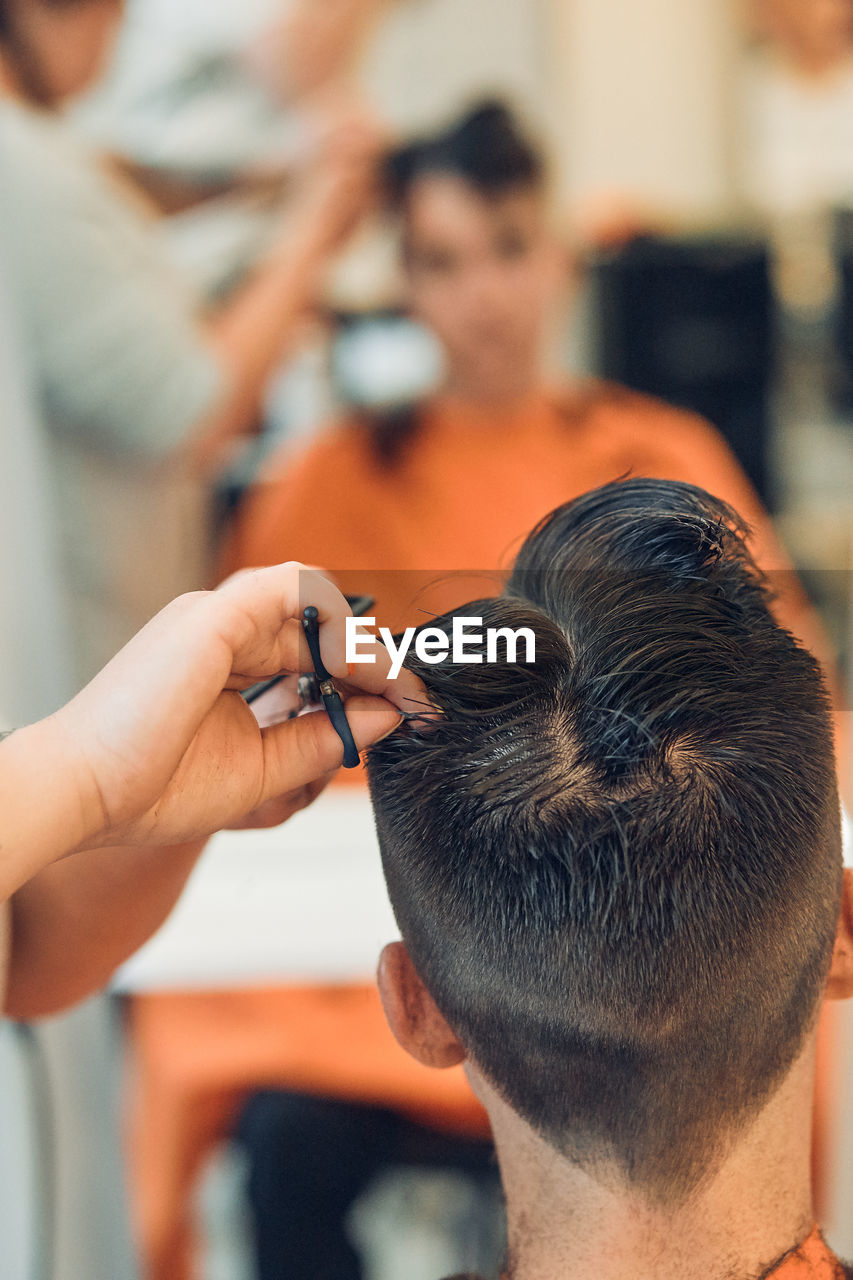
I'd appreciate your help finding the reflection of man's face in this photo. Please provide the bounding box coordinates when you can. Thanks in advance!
[402,174,565,402]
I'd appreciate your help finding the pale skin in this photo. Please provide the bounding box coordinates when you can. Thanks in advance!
[0,0,386,475]
[0,562,425,1018]
[246,0,394,108]
[751,0,853,79]
[377,874,853,1280]
[402,174,568,411]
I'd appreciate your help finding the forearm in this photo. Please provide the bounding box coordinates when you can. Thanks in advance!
[106,154,285,217]
[4,838,206,1020]
[184,230,327,471]
[0,721,96,904]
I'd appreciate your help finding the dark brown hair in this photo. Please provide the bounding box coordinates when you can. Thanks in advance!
[368,478,842,1203]
[384,98,544,212]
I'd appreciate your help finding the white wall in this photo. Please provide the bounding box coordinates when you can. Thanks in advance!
[362,0,552,132]
[546,0,741,217]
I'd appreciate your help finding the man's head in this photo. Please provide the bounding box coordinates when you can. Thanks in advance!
[0,0,122,105]
[368,478,851,1205]
[752,0,853,73]
[384,101,566,404]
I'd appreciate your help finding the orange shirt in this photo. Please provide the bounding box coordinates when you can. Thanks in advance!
[224,382,823,659]
[772,1227,851,1277]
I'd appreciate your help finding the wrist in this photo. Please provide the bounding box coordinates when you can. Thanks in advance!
[44,709,113,853]
[0,718,98,901]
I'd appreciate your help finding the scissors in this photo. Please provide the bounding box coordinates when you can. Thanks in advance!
[243,594,374,769]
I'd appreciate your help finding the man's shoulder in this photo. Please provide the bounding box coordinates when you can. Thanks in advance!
[554,379,737,477]
[557,378,712,433]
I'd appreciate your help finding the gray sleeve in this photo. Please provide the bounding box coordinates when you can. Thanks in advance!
[0,899,8,1013]
[3,111,225,462]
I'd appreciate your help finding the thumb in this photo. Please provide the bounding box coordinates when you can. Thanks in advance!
[342,694,404,752]
[258,696,402,801]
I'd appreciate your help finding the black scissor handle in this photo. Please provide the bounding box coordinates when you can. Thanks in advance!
[302,605,360,768]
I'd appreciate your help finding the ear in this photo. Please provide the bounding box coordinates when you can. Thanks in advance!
[377,941,466,1069]
[826,869,853,1000]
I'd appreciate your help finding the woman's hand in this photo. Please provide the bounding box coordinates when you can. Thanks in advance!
[48,562,424,851]
[279,93,386,263]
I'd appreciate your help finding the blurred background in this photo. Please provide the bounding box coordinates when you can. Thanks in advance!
[1,0,852,1277]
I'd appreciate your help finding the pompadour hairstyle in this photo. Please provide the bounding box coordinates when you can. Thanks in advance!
[367,478,842,1202]
[384,98,545,211]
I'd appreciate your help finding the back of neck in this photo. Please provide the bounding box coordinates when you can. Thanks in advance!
[482,1048,816,1280]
